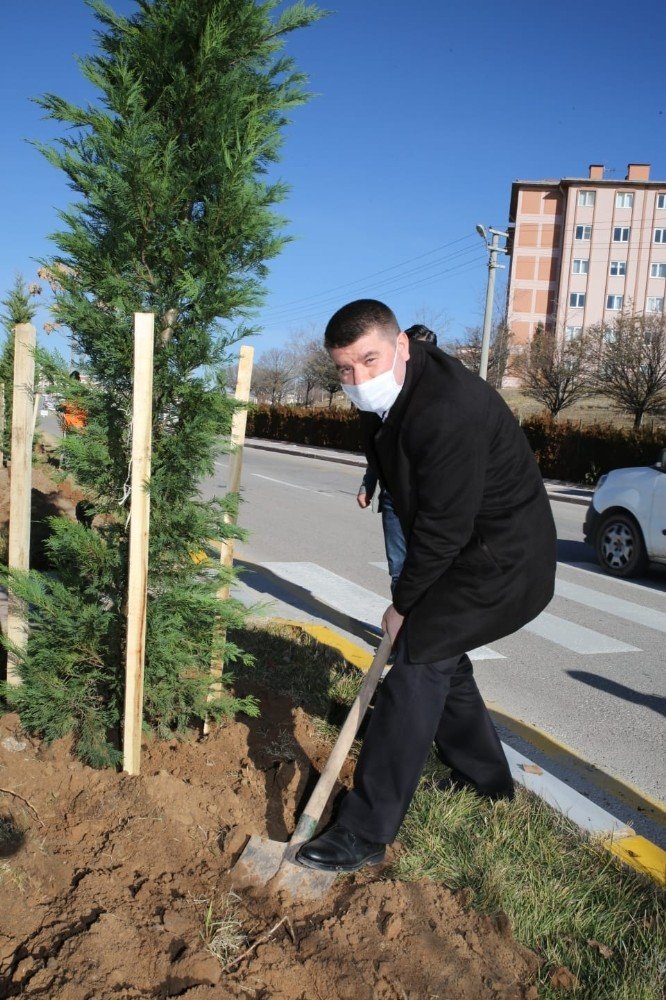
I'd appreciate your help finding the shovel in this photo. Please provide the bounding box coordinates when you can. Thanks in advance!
[232,632,392,899]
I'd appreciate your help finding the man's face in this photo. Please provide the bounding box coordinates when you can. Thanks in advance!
[329,327,410,385]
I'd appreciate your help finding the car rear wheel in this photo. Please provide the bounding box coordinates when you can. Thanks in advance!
[595,512,649,578]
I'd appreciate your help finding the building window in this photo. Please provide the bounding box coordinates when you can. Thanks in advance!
[615,192,634,208]
[609,260,627,276]
[570,293,586,307]
[650,262,666,278]
[647,297,664,312]
[613,227,630,242]
[657,194,666,209]
[575,225,592,240]
[654,228,666,243]
[572,258,589,274]
[606,295,624,310]
[565,326,582,340]
[578,191,595,207]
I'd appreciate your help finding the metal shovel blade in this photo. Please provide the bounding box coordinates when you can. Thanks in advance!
[232,834,338,899]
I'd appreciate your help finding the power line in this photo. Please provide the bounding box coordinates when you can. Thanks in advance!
[262,243,483,327]
[261,255,487,333]
[262,233,477,317]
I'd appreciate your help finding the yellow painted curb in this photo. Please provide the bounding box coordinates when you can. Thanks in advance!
[605,835,666,887]
[272,618,375,672]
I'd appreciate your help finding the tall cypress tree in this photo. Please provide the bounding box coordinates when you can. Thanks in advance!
[1,0,323,764]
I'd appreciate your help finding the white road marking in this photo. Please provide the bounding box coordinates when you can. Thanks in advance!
[375,560,653,645]
[503,744,633,838]
[262,562,504,660]
[251,473,333,497]
[522,611,638,654]
[566,560,666,594]
[555,577,666,633]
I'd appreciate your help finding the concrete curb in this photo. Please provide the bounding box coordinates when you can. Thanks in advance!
[274,617,665,887]
[244,439,594,507]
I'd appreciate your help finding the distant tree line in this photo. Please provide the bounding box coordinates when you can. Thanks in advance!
[248,309,666,430]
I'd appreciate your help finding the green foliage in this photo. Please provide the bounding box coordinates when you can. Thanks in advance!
[9,0,322,763]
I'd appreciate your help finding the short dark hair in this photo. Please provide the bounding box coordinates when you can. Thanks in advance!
[324,299,400,349]
[405,324,437,346]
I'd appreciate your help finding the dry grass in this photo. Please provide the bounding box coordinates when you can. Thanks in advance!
[500,389,665,431]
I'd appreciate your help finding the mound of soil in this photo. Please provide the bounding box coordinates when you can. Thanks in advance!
[0,699,539,999]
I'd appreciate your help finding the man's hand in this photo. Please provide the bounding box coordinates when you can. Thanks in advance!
[357,492,371,509]
[381,604,405,644]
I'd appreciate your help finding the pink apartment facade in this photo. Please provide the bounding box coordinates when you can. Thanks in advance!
[506,163,666,345]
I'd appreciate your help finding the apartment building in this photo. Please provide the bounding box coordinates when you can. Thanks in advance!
[506,163,666,345]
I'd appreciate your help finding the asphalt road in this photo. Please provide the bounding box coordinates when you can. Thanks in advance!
[204,446,666,808]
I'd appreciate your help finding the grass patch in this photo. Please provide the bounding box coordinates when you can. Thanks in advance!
[201,892,246,966]
[392,761,665,999]
[229,622,362,718]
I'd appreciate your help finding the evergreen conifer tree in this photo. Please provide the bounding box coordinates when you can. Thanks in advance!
[1,0,323,764]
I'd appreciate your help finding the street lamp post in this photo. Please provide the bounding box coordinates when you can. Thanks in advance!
[476,225,509,381]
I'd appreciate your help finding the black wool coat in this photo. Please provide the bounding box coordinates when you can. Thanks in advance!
[361,341,557,662]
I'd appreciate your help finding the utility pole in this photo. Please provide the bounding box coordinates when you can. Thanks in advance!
[476,225,509,381]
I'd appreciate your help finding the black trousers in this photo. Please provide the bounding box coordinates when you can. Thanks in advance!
[337,633,513,843]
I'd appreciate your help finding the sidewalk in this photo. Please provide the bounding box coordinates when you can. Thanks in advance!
[244,438,594,507]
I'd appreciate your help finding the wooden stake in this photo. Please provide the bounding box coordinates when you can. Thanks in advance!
[204,345,254,728]
[6,324,36,686]
[122,313,155,775]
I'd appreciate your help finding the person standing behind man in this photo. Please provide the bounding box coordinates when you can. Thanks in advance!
[357,325,438,594]
[297,299,557,874]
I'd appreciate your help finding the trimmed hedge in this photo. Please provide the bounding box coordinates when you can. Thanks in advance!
[246,405,664,485]
[520,416,663,484]
[247,404,365,452]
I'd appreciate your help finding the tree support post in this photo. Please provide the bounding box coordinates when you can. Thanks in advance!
[6,324,36,685]
[204,345,254,732]
[122,313,155,775]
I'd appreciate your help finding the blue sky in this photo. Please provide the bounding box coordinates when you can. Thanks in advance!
[1,0,665,361]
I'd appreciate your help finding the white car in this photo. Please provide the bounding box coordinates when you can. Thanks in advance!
[583,449,666,577]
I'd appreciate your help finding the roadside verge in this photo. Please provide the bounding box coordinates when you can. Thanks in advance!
[275,617,665,888]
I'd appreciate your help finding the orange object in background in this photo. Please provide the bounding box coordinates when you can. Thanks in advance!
[58,401,87,432]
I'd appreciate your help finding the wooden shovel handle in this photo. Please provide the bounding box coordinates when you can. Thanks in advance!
[289,632,393,848]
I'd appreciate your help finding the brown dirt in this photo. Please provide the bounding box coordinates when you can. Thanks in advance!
[0,702,540,999]
[0,460,85,571]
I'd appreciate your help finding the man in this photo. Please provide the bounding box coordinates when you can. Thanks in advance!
[357,325,438,594]
[296,299,557,873]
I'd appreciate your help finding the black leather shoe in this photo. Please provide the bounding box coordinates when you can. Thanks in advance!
[296,823,386,872]
[437,771,515,802]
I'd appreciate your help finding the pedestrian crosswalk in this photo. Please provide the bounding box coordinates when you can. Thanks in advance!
[261,559,664,659]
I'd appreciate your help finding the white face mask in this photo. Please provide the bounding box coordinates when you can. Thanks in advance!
[341,343,403,416]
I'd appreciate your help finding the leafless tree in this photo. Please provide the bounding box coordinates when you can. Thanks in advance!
[252,346,298,404]
[303,343,341,407]
[587,312,666,428]
[510,323,596,418]
[447,322,513,389]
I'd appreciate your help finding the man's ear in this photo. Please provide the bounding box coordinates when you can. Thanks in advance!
[397,330,410,360]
